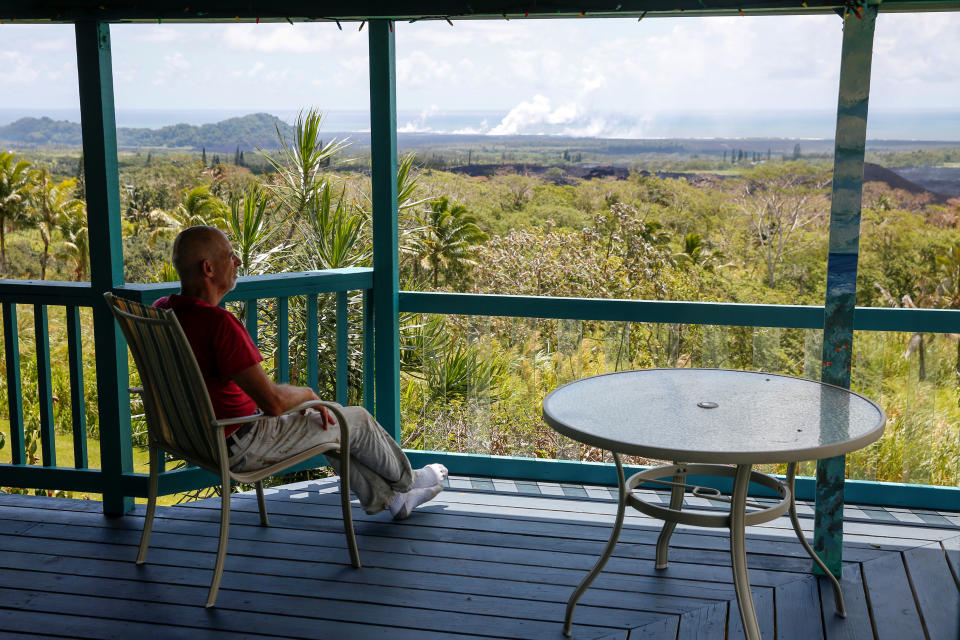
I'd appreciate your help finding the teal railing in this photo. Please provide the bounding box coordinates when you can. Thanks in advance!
[0,268,372,499]
[1,279,957,509]
[399,292,960,511]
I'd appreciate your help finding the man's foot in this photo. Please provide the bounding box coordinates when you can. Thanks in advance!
[390,483,443,520]
[412,463,448,489]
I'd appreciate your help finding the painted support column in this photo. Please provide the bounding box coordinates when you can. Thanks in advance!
[815,6,877,575]
[75,22,133,515]
[368,20,400,440]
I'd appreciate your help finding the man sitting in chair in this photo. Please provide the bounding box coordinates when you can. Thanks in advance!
[155,225,446,519]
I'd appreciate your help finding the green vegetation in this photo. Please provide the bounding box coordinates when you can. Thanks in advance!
[2,114,959,500]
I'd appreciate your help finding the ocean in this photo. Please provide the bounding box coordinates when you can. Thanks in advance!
[1,108,959,141]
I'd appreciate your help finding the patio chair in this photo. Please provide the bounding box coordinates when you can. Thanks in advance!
[104,292,360,607]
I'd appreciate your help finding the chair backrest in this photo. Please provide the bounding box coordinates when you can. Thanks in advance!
[104,292,222,471]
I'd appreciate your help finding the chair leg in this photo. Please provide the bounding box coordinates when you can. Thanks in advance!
[136,444,160,565]
[255,481,269,526]
[206,477,231,608]
[338,435,360,568]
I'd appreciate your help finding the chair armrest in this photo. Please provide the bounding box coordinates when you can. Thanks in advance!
[129,387,144,394]
[212,401,347,429]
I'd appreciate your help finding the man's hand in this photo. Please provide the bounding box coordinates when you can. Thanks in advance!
[317,405,337,430]
[234,363,327,418]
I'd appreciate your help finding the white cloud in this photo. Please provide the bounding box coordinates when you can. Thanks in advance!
[0,52,39,83]
[398,104,442,132]
[397,50,452,87]
[221,24,337,53]
[489,95,582,135]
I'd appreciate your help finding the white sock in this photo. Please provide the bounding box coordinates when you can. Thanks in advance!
[412,463,448,489]
[390,483,443,520]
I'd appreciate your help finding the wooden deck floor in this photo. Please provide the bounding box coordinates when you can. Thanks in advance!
[0,477,957,639]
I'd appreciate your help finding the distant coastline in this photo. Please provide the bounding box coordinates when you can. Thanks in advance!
[2,108,960,141]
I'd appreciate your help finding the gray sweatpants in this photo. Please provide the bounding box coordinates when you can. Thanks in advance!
[227,405,414,514]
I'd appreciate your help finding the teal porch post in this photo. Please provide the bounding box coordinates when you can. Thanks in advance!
[815,6,877,575]
[368,20,400,440]
[75,21,133,515]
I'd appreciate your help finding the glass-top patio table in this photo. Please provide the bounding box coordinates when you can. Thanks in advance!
[542,369,887,640]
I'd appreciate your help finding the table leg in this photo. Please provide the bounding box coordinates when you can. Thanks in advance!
[786,462,846,617]
[563,452,627,638]
[730,463,762,640]
[655,462,686,569]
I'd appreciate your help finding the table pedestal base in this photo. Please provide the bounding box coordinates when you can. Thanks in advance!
[563,458,846,639]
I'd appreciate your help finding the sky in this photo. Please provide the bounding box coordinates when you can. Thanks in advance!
[1,12,959,137]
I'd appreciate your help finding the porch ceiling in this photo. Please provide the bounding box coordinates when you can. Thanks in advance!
[3,0,960,23]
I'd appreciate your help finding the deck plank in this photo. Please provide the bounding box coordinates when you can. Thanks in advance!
[819,563,874,640]
[675,600,727,639]
[726,585,775,640]
[0,486,955,640]
[943,535,960,587]
[902,542,960,640]
[861,552,925,640]
[775,577,824,640]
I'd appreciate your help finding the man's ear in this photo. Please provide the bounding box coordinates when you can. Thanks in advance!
[199,258,214,279]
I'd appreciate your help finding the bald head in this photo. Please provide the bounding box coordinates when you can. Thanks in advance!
[172,225,231,285]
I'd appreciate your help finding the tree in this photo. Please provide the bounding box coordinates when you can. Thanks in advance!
[56,198,89,281]
[260,108,349,224]
[148,184,228,246]
[31,170,84,280]
[412,197,487,288]
[201,147,207,167]
[226,184,287,275]
[736,163,829,287]
[0,151,34,274]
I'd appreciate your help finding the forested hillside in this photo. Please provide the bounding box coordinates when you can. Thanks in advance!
[0,113,295,151]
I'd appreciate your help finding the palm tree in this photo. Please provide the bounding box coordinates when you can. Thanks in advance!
[227,184,287,276]
[0,152,35,274]
[148,184,228,247]
[31,170,84,280]
[56,199,90,281]
[297,182,369,271]
[413,197,487,288]
[260,108,350,223]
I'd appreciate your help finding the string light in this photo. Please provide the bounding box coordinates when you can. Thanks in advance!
[336,19,342,29]
[255,16,259,23]
[389,20,393,32]
[638,10,648,21]
[503,13,509,20]
[739,8,744,16]
[358,20,365,31]
[446,18,454,25]
[286,17,293,25]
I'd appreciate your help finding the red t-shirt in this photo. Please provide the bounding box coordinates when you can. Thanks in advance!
[154,295,262,436]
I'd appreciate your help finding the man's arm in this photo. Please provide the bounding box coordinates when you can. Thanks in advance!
[232,363,334,426]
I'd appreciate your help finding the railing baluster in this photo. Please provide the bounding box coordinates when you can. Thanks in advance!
[363,289,374,413]
[66,306,88,469]
[307,294,319,391]
[245,299,258,346]
[34,304,56,467]
[278,297,289,384]
[336,291,348,405]
[2,302,25,465]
